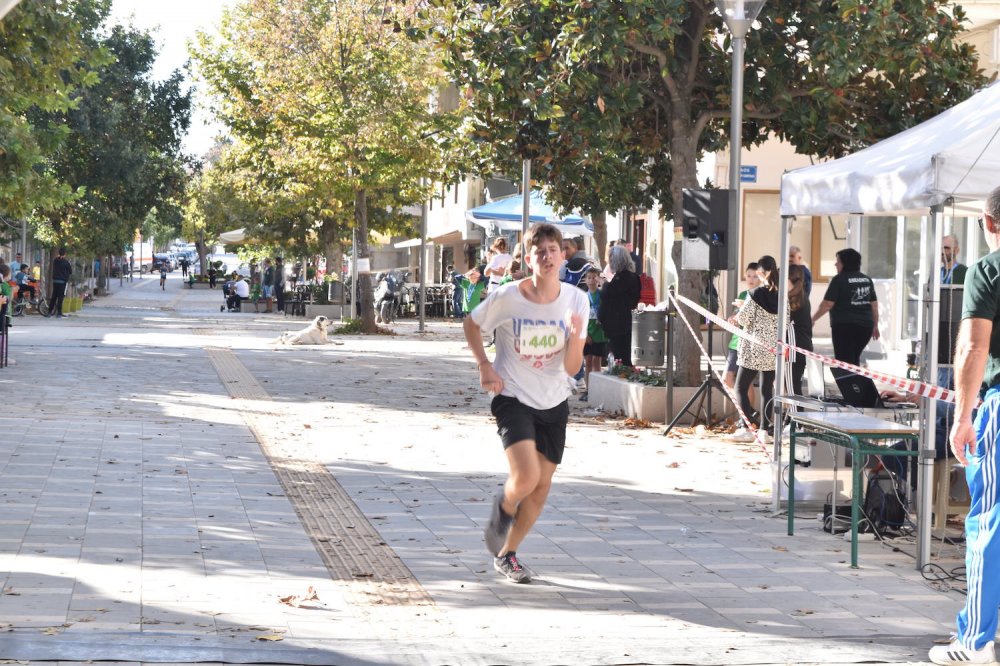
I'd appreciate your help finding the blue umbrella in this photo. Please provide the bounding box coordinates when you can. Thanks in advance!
[466,191,593,236]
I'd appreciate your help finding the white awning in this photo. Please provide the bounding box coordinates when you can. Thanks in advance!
[781,81,1000,216]
[218,228,246,244]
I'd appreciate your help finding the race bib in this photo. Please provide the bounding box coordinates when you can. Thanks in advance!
[518,323,565,357]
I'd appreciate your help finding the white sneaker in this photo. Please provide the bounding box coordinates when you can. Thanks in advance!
[929,639,997,665]
[729,428,755,443]
[575,378,587,391]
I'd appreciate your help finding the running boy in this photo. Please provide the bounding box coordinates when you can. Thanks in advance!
[464,223,588,583]
[159,264,168,290]
[580,267,606,402]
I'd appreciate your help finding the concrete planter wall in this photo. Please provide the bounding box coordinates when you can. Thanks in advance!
[305,304,343,319]
[588,373,734,424]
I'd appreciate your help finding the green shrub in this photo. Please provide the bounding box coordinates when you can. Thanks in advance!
[332,317,364,335]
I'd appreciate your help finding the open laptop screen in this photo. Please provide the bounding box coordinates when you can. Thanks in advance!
[833,370,884,408]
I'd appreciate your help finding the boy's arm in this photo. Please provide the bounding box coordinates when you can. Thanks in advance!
[463,316,504,394]
[562,299,587,374]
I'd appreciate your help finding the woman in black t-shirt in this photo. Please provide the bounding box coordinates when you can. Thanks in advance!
[812,248,879,367]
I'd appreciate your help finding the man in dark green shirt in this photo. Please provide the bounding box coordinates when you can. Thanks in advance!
[931,187,1000,665]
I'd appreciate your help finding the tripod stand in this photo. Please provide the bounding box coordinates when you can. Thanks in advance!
[663,320,728,436]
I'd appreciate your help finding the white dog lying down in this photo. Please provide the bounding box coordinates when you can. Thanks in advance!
[275,316,332,345]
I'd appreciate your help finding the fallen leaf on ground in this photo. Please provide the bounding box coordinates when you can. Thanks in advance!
[622,417,652,429]
[40,627,60,635]
[772,546,788,552]
[256,634,284,641]
[279,586,320,607]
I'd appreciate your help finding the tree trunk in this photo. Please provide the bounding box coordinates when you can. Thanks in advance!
[196,229,207,275]
[592,210,608,266]
[321,219,340,281]
[355,188,376,333]
[669,122,706,386]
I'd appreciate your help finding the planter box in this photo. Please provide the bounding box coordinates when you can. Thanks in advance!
[588,373,734,424]
[185,281,213,289]
[305,304,343,319]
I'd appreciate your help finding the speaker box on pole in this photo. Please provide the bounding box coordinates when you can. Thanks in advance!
[681,189,734,271]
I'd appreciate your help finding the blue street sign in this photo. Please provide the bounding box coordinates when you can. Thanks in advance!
[740,165,757,183]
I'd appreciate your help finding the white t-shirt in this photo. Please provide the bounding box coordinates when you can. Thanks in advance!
[234,279,250,298]
[471,280,590,410]
[486,252,513,290]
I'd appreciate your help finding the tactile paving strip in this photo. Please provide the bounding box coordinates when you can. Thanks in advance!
[205,344,431,606]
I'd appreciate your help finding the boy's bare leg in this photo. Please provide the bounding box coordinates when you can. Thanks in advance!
[499,440,557,555]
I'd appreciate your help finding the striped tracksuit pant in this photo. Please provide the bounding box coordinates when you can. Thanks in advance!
[957,386,1000,649]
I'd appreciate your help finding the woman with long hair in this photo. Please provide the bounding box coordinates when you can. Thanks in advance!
[787,264,813,396]
[483,237,513,294]
[732,255,781,441]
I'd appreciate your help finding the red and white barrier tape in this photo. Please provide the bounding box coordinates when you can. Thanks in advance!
[666,292,772,456]
[670,293,956,405]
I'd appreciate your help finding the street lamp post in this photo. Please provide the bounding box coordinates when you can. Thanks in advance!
[714,0,766,309]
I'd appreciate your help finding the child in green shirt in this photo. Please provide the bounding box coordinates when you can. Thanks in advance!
[459,268,486,314]
[724,262,761,393]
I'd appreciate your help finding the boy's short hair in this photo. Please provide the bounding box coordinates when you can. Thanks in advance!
[524,223,562,251]
[584,266,601,276]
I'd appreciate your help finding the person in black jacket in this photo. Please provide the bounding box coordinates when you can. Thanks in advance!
[272,257,286,313]
[598,245,642,367]
[51,248,72,318]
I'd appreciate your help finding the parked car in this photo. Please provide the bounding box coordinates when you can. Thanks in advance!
[151,254,173,272]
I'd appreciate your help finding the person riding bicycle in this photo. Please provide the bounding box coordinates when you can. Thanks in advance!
[14,264,36,302]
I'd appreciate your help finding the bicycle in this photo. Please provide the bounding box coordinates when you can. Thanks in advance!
[11,293,50,317]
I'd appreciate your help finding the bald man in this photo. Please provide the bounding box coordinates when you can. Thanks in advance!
[942,234,967,285]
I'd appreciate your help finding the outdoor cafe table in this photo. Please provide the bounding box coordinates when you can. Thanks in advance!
[786,412,920,568]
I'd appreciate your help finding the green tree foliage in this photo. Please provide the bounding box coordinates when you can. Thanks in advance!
[33,23,193,256]
[193,0,462,332]
[0,0,111,221]
[423,0,985,383]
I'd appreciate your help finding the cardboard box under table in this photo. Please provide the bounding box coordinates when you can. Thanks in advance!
[786,412,919,568]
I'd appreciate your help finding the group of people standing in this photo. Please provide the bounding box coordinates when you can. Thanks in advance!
[725,244,884,442]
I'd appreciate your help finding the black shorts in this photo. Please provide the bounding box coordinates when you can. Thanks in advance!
[490,395,569,465]
[583,340,607,358]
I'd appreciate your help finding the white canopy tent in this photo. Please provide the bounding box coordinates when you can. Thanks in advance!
[778,82,1000,569]
[218,228,246,244]
[781,81,1000,216]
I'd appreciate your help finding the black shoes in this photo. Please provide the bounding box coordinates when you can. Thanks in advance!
[484,491,514,556]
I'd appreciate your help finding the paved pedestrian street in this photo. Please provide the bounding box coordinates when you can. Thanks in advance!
[0,273,968,665]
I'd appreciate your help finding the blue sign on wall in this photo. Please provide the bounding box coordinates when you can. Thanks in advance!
[740,165,758,183]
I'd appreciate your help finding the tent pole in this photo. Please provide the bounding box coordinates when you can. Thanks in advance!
[351,228,358,319]
[521,160,531,261]
[773,215,793,514]
[419,178,427,333]
[916,204,944,570]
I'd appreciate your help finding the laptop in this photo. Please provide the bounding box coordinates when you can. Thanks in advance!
[832,369,886,408]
